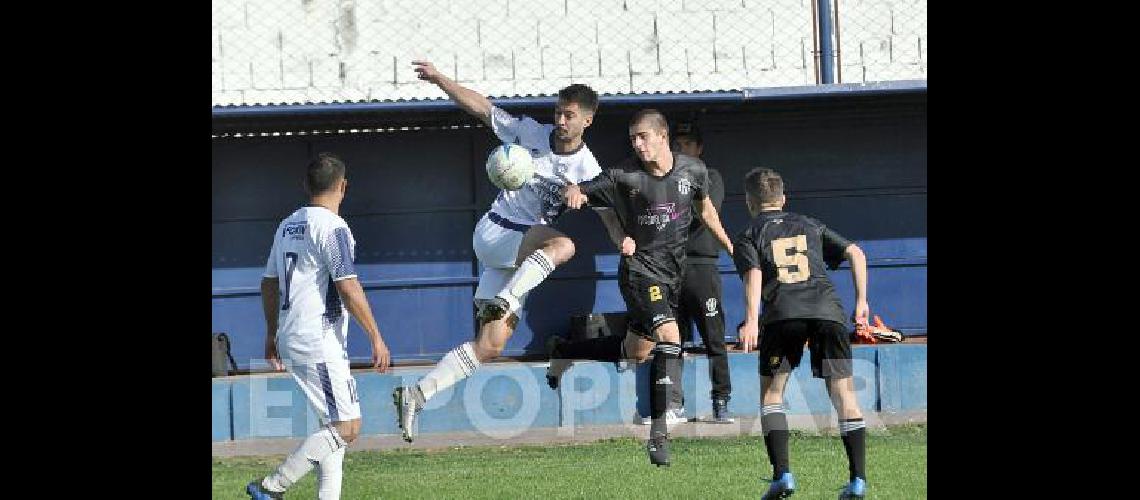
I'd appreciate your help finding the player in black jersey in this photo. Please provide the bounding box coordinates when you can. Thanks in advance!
[549,109,734,467]
[733,167,870,500]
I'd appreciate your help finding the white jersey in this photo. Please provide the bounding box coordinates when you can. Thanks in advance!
[488,106,602,225]
[263,205,357,364]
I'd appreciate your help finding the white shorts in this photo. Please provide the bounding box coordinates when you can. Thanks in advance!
[472,212,531,306]
[286,358,360,425]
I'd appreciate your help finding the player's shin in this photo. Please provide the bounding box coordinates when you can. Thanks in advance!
[649,342,681,436]
[262,424,346,493]
[497,249,556,312]
[416,341,481,404]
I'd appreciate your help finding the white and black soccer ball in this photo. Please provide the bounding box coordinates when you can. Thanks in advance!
[485,144,535,191]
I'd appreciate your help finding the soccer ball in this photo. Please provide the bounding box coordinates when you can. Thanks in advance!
[486,144,535,191]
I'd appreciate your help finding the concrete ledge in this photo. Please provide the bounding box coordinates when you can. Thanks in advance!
[213,410,926,457]
[213,344,926,443]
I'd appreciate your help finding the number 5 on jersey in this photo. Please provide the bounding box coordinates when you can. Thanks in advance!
[772,235,810,283]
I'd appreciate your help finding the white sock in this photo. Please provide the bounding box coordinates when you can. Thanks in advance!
[416,341,481,403]
[317,446,346,500]
[498,249,555,312]
[263,425,346,492]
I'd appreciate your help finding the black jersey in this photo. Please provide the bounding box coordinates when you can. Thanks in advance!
[579,153,709,286]
[684,167,724,263]
[732,210,853,327]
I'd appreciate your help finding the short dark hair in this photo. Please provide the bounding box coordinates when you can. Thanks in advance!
[557,84,599,114]
[673,121,702,146]
[306,152,346,195]
[630,109,669,133]
[744,167,784,206]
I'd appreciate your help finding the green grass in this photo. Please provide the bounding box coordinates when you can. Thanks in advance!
[214,424,925,499]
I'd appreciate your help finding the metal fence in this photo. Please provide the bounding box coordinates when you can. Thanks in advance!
[212,0,926,106]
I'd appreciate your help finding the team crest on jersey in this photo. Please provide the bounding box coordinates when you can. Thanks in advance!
[678,178,691,195]
[553,160,569,176]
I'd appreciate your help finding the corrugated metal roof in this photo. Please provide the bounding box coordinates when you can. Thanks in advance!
[212,81,925,116]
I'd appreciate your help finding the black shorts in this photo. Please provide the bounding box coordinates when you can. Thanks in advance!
[758,319,852,379]
[619,270,678,340]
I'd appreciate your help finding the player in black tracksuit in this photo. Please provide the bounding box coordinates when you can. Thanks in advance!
[733,167,870,500]
[549,110,734,467]
[670,122,732,424]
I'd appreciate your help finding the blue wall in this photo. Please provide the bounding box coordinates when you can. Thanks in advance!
[212,344,927,442]
[213,94,926,368]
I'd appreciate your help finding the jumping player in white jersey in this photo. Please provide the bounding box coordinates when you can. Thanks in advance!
[247,153,392,500]
[393,61,625,442]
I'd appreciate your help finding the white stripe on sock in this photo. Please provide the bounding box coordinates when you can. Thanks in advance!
[760,404,785,416]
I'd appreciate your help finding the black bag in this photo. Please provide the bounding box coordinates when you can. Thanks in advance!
[212,332,239,377]
[569,312,628,341]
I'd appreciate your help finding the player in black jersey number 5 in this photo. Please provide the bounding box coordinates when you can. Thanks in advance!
[733,167,871,500]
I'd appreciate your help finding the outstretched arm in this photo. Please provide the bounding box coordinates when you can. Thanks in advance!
[413,60,493,127]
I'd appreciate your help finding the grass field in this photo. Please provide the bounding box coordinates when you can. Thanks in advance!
[213,424,925,499]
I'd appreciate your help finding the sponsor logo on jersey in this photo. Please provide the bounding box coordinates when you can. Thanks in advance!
[638,203,679,230]
[283,223,307,239]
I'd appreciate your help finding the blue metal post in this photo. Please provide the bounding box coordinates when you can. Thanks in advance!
[817,0,837,84]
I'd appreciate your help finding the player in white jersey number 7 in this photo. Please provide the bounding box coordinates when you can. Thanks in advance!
[247,153,392,500]
[393,61,627,442]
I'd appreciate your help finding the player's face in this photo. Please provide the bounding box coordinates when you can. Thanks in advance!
[630,122,669,163]
[673,136,702,157]
[553,101,592,142]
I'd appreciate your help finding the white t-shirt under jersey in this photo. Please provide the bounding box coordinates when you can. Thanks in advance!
[263,205,357,364]
[488,106,602,225]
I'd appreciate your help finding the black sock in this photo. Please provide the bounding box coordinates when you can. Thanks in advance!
[839,418,866,481]
[554,334,624,362]
[649,342,681,436]
[668,346,684,411]
[760,403,790,479]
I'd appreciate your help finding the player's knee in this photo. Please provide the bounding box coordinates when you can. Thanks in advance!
[761,390,784,405]
[332,422,359,444]
[545,237,575,264]
[627,342,653,363]
[760,382,785,403]
[474,341,504,361]
[340,428,359,444]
